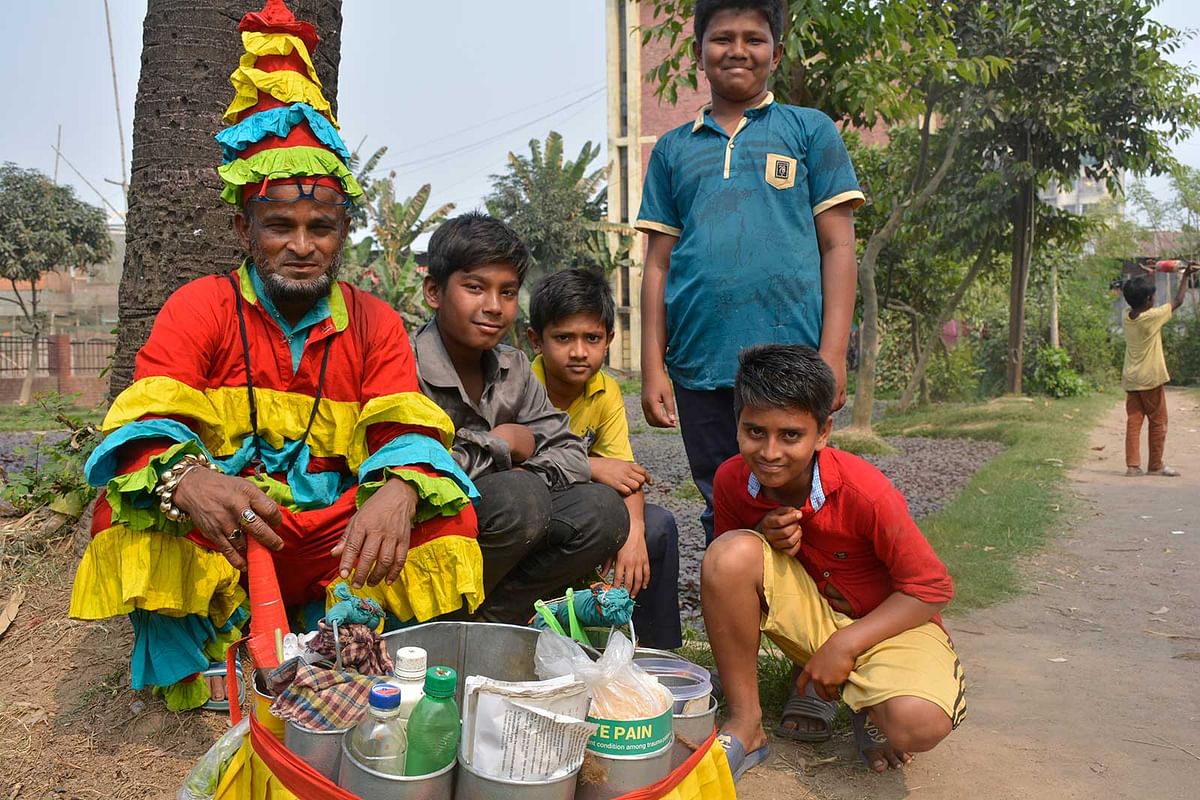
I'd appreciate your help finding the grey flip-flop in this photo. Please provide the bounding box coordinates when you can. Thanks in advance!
[852,709,892,771]
[716,732,770,781]
[773,679,837,742]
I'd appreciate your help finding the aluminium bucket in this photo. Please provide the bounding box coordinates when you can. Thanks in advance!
[572,740,675,800]
[672,695,718,745]
[284,719,351,781]
[337,739,456,800]
[454,747,580,800]
[253,670,285,742]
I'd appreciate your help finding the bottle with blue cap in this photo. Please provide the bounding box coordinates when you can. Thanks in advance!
[346,682,408,775]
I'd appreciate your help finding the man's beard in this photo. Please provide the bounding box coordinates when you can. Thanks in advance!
[248,239,341,308]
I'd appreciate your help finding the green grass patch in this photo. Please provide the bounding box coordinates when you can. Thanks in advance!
[876,392,1116,610]
[830,428,899,456]
[672,481,702,502]
[0,397,103,431]
[616,376,642,397]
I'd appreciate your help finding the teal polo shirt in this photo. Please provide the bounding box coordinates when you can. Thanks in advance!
[636,93,864,390]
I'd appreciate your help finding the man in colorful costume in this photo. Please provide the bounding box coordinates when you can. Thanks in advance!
[69,0,484,711]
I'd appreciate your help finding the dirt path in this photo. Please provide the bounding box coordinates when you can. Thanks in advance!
[740,388,1200,799]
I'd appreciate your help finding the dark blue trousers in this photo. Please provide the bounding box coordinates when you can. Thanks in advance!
[635,502,682,650]
[673,386,740,544]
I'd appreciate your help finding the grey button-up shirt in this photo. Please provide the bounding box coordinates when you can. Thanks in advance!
[413,319,590,490]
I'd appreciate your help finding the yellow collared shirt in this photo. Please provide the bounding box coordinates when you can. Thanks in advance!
[531,355,634,462]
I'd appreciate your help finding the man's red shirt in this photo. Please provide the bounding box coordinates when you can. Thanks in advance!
[713,447,954,622]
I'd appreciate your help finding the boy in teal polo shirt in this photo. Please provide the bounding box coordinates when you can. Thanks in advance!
[636,0,863,550]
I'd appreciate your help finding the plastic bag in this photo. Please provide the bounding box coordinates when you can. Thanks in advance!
[535,629,671,719]
[177,717,250,800]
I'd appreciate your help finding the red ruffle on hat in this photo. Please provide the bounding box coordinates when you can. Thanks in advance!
[239,0,319,55]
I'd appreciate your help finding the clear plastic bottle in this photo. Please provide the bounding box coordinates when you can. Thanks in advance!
[346,683,407,776]
[403,666,461,776]
[392,646,427,726]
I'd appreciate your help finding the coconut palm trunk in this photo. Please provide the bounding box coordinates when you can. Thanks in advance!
[110,0,343,396]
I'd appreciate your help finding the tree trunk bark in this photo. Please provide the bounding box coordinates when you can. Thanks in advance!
[1048,258,1059,348]
[897,234,995,412]
[850,117,965,430]
[110,0,343,397]
[18,329,39,406]
[1005,133,1035,395]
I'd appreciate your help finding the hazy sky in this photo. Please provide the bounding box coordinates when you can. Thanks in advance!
[3,1,1197,225]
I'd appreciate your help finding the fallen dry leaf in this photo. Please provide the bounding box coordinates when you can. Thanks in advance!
[1048,657,1069,663]
[0,586,26,640]
[1150,606,1170,615]
[1090,445,1105,451]
[1172,652,1200,661]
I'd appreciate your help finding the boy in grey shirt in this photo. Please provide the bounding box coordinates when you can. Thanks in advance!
[414,212,628,623]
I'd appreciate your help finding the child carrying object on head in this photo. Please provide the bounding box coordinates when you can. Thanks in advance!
[1120,264,1197,477]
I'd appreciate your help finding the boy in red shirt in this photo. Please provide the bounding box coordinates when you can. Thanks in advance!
[704,345,964,779]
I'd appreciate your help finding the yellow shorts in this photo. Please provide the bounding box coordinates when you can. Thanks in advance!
[755,533,966,727]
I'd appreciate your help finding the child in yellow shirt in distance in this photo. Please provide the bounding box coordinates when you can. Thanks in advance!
[528,269,683,649]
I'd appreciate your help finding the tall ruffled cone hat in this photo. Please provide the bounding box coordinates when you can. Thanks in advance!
[214,0,362,207]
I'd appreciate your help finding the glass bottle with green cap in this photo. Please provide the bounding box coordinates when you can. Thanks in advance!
[403,665,461,776]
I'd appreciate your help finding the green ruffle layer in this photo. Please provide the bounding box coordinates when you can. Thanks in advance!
[217,145,364,206]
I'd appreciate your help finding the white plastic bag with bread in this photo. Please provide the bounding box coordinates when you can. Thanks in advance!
[534,629,672,719]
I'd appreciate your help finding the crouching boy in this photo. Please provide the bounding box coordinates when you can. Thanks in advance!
[414,213,629,623]
[527,268,682,649]
[703,345,964,780]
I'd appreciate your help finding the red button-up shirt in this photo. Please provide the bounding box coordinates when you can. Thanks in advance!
[713,447,954,622]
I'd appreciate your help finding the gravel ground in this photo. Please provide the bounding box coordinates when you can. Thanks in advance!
[627,397,1005,624]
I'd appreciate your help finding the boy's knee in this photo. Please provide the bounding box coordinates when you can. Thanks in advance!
[475,471,552,540]
[877,697,952,754]
[554,481,630,557]
[701,530,763,585]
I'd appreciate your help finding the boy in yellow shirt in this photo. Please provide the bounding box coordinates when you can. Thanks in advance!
[528,269,683,649]
[1121,263,1197,476]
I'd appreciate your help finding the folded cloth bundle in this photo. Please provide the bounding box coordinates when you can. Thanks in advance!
[310,619,394,676]
[269,660,377,731]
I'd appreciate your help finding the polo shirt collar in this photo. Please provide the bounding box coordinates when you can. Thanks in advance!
[691,91,776,133]
[415,318,516,391]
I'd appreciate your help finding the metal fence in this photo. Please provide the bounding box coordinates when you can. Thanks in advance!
[71,337,116,376]
[0,337,47,377]
[0,336,115,377]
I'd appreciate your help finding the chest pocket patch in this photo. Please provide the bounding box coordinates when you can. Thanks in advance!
[765,153,797,190]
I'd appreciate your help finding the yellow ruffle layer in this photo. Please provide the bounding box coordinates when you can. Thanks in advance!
[241,31,322,89]
[224,67,337,128]
[70,526,246,627]
[351,393,456,467]
[333,534,485,623]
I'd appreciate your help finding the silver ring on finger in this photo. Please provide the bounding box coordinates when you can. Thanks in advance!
[240,508,257,524]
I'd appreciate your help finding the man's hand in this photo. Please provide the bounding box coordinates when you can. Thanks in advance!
[819,347,848,413]
[174,467,283,571]
[590,457,649,496]
[492,423,536,464]
[332,478,418,588]
[606,524,651,597]
[756,506,803,557]
[795,632,857,702]
[641,367,677,428]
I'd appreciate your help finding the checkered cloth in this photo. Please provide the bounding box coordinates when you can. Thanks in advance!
[310,620,394,677]
[268,660,377,731]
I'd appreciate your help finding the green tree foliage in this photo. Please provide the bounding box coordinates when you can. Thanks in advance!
[0,163,112,403]
[978,0,1200,392]
[486,131,608,284]
[342,176,454,329]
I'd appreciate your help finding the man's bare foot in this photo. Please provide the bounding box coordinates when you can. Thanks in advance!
[854,710,913,772]
[862,742,914,773]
